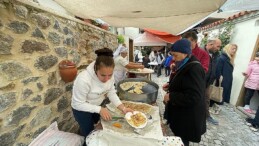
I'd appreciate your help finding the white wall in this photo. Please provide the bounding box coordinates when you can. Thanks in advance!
[117,27,140,39]
[230,17,259,105]
[117,28,125,35]
[124,27,140,39]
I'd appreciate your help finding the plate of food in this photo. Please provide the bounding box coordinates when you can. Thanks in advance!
[125,111,147,129]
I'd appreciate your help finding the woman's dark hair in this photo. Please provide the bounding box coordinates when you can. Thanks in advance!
[94,48,115,71]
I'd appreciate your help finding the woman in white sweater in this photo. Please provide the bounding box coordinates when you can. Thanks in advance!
[71,48,132,138]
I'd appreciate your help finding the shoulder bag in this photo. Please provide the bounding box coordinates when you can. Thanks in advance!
[208,77,223,102]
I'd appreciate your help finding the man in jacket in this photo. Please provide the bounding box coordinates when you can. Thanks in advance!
[182,31,210,73]
[183,32,219,125]
[156,50,165,77]
[204,38,222,125]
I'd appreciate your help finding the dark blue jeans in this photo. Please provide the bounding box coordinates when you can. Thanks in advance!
[165,66,171,76]
[244,88,258,105]
[251,106,259,126]
[157,64,162,76]
[72,108,100,137]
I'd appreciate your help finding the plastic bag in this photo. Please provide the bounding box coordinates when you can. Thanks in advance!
[29,122,84,146]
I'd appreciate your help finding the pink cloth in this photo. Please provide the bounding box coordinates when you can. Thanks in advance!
[244,60,259,90]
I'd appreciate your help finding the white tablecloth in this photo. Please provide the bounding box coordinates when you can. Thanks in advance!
[86,101,184,146]
[148,62,158,66]
[102,102,163,140]
[86,130,184,146]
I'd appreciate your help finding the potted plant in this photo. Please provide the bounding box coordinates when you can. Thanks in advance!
[59,60,77,83]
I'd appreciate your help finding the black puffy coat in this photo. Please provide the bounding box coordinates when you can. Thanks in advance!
[164,55,206,142]
[205,51,220,87]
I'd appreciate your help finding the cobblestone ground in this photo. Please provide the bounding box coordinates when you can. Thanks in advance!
[151,72,259,146]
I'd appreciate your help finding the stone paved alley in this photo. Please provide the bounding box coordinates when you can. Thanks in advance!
[152,73,259,146]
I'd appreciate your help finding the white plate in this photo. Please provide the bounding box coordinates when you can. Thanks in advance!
[125,111,147,129]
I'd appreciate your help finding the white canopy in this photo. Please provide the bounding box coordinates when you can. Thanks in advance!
[134,32,167,46]
[55,0,226,35]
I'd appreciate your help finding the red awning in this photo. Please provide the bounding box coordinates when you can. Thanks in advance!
[144,29,181,43]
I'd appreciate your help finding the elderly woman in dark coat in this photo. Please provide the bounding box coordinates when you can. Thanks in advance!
[163,39,206,146]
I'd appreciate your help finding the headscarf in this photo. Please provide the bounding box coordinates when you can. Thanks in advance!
[170,39,191,70]
[171,39,192,55]
[113,44,128,58]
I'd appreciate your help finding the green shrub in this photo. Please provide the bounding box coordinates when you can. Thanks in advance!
[117,35,125,44]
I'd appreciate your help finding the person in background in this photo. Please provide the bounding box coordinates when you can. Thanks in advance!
[161,57,176,90]
[142,54,151,68]
[245,106,259,132]
[215,44,238,104]
[164,52,173,77]
[156,50,165,77]
[113,45,144,84]
[242,52,259,114]
[136,50,144,63]
[182,31,210,73]
[149,49,156,62]
[71,48,133,139]
[204,38,222,124]
[183,31,215,125]
[163,39,206,146]
[134,49,140,62]
[148,50,158,73]
[113,43,127,58]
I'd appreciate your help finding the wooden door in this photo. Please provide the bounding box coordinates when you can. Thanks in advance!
[129,39,133,62]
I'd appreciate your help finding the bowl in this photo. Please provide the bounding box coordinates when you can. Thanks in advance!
[125,111,147,129]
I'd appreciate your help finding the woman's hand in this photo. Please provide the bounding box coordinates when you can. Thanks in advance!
[163,93,170,105]
[170,63,175,70]
[122,107,134,114]
[162,83,169,91]
[99,107,112,121]
[118,104,134,114]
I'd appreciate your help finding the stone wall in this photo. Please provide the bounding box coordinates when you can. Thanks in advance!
[0,1,118,146]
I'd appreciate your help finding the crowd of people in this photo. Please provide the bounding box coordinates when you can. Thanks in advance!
[69,31,258,146]
[160,31,258,145]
